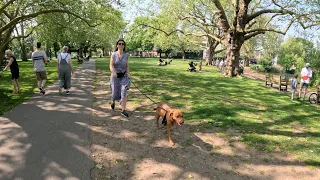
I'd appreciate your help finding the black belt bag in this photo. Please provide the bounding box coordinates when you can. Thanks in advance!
[116,71,126,78]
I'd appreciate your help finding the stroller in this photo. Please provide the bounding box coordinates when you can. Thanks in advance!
[188,61,197,72]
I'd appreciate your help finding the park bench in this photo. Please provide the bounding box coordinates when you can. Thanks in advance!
[265,73,289,91]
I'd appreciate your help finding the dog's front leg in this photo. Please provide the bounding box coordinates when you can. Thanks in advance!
[155,114,160,128]
[167,125,175,146]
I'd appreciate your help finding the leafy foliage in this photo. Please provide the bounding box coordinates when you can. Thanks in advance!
[278,38,314,70]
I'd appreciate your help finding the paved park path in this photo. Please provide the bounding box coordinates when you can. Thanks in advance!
[0,60,95,180]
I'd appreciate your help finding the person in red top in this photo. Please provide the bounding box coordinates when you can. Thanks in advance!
[299,63,312,100]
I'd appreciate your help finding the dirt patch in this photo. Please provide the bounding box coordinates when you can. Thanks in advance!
[90,69,320,180]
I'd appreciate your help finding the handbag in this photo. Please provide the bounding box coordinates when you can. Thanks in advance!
[116,71,126,78]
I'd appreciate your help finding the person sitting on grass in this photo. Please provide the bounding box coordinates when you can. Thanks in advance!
[188,61,197,72]
[157,58,168,66]
[2,50,20,94]
[291,73,298,101]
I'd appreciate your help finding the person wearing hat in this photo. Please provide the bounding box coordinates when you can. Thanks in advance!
[32,42,48,95]
[57,46,73,95]
[2,50,20,93]
[299,63,312,100]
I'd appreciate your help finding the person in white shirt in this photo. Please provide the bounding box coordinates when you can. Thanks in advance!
[299,63,312,100]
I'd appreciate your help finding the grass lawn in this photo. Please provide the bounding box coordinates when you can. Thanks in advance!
[0,58,81,115]
[97,57,320,167]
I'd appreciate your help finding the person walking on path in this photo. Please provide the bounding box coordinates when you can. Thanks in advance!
[32,42,48,95]
[57,46,73,95]
[299,63,312,100]
[2,50,20,93]
[109,39,131,117]
[291,73,298,101]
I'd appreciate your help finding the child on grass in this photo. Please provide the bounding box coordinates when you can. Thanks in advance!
[291,73,298,101]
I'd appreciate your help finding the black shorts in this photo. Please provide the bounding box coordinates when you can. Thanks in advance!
[11,70,19,80]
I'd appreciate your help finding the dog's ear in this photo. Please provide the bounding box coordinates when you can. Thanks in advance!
[169,110,173,117]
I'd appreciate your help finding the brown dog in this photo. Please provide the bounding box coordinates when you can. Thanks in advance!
[154,103,184,146]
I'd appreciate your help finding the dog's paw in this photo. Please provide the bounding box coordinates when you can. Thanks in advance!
[170,141,175,146]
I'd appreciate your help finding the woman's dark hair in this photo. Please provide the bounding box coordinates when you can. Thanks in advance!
[115,39,126,51]
[294,73,298,78]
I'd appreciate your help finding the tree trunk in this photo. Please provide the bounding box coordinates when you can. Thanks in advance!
[102,48,105,56]
[244,57,249,67]
[79,45,84,57]
[20,41,28,61]
[206,37,217,65]
[0,51,5,66]
[224,0,244,77]
[0,26,14,65]
[224,38,243,77]
[19,23,28,61]
[46,44,50,58]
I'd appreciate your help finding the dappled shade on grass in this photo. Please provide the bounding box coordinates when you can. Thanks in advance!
[0,59,80,115]
[96,57,320,166]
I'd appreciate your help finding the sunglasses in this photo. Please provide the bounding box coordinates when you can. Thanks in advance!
[117,43,125,45]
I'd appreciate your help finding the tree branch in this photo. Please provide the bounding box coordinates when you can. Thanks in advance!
[244,31,265,40]
[180,14,220,28]
[211,0,230,32]
[264,13,282,27]
[0,0,16,14]
[246,9,295,24]
[245,18,294,40]
[0,9,95,33]
[137,23,223,43]
[215,48,226,54]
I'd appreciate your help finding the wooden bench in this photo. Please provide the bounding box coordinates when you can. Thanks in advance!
[265,74,290,91]
[279,75,289,91]
[265,74,274,87]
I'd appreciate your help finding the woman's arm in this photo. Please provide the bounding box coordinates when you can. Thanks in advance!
[110,55,116,77]
[126,60,130,78]
[3,57,14,71]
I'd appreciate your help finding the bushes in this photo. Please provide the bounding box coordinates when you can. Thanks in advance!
[249,64,281,73]
[258,57,273,72]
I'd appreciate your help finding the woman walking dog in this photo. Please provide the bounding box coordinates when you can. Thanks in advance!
[109,39,131,117]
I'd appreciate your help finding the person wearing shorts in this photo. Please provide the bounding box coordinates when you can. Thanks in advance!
[298,63,312,100]
[32,42,48,95]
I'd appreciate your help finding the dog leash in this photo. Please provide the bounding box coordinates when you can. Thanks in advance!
[130,78,167,105]
[130,78,169,125]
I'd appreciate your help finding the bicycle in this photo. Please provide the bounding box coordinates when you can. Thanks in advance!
[309,86,320,104]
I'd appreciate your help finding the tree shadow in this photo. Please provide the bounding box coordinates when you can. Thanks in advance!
[90,63,320,179]
[0,61,95,180]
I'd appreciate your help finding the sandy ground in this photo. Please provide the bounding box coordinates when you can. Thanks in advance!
[90,68,320,180]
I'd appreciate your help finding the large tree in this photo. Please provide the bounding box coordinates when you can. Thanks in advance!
[210,0,320,76]
[0,0,121,64]
[137,0,320,76]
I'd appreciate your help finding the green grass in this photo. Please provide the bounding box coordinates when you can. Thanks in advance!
[0,58,81,115]
[97,57,320,167]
